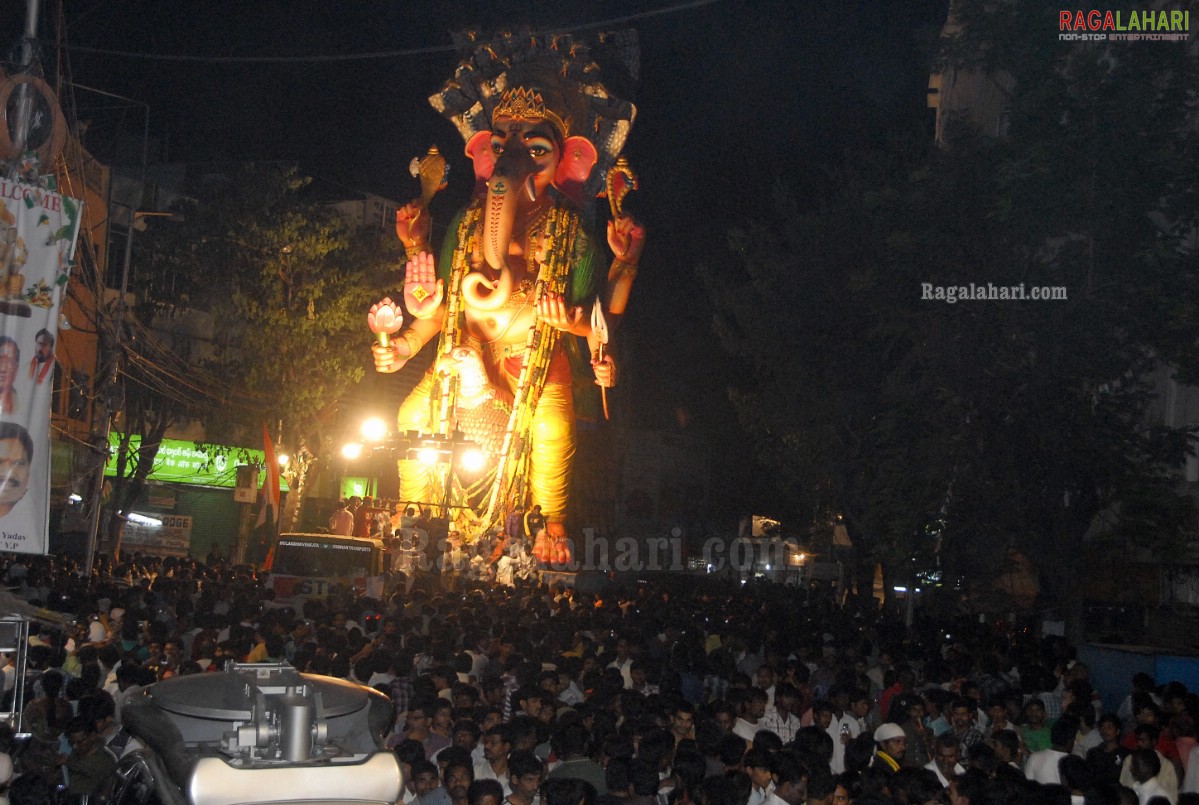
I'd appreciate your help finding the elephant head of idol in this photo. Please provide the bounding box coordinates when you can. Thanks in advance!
[460,83,598,310]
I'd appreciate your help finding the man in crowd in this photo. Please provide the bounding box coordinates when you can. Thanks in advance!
[443,757,475,805]
[474,724,513,796]
[925,733,964,788]
[504,751,543,805]
[328,499,354,535]
[948,697,985,764]
[871,723,906,773]
[1025,714,1078,785]
[761,683,802,744]
[734,687,769,743]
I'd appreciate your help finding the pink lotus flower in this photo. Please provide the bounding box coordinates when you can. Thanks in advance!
[368,298,403,346]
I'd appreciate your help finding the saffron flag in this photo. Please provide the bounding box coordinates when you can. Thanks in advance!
[255,424,280,531]
[0,179,82,555]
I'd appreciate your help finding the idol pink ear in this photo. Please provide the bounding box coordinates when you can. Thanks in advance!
[553,136,599,205]
[465,131,495,182]
[558,137,598,183]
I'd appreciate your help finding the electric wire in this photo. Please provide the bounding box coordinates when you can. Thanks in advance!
[121,332,265,410]
[50,420,100,450]
[65,0,721,64]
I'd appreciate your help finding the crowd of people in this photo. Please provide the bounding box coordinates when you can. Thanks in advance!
[324,498,547,587]
[326,497,545,545]
[0,549,1197,805]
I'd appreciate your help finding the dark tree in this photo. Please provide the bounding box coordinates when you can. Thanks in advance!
[706,2,1199,633]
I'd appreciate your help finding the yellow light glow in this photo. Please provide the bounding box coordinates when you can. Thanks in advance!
[361,417,388,442]
[341,443,363,460]
[277,453,290,467]
[459,447,486,472]
[417,447,440,465]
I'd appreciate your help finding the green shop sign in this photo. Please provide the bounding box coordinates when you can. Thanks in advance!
[104,433,289,491]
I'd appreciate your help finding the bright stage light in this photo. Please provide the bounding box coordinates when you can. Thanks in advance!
[417,447,440,465]
[361,417,388,442]
[459,447,486,472]
[341,442,364,460]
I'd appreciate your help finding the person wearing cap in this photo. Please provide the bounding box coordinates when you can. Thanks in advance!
[872,723,906,772]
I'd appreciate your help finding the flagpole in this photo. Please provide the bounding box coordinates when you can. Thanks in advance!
[253,421,282,566]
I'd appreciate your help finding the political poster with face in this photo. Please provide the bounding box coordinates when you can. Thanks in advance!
[0,179,82,554]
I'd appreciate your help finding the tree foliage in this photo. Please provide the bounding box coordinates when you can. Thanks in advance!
[133,163,400,530]
[702,141,962,605]
[705,4,1199,632]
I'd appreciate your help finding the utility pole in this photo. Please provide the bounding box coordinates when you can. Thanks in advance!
[78,86,149,571]
[8,0,42,162]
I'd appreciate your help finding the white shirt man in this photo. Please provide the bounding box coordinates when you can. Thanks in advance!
[755,666,778,710]
[1133,778,1173,804]
[825,709,861,775]
[1025,747,1069,785]
[606,638,634,689]
[495,555,515,587]
[815,700,863,777]
[760,687,802,744]
[735,690,770,743]
[1182,744,1199,795]
[745,750,776,805]
[925,736,965,788]
[925,757,965,789]
[1121,749,1178,802]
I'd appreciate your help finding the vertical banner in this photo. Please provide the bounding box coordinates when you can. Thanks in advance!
[0,179,83,555]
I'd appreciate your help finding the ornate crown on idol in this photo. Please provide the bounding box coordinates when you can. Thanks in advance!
[493,87,570,138]
[431,29,638,202]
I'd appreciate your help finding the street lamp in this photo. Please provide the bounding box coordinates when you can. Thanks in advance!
[400,431,485,471]
[361,417,388,443]
[341,420,485,517]
[459,447,486,473]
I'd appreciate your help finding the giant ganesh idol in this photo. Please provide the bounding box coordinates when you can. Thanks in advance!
[371,31,644,552]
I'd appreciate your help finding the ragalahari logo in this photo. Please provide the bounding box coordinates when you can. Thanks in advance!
[1059,8,1190,41]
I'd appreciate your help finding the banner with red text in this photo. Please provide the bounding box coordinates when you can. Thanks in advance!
[0,179,82,554]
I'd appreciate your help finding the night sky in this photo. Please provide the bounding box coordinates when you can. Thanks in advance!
[3,0,949,517]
